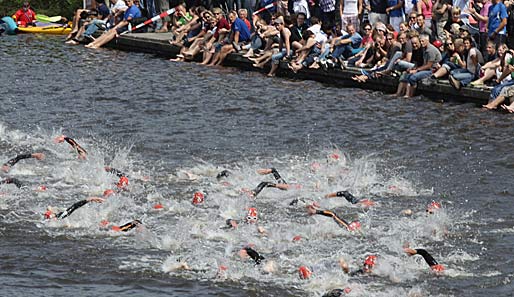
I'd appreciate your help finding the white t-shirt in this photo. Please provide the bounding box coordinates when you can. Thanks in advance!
[293,0,311,19]
[111,0,128,13]
[343,0,359,15]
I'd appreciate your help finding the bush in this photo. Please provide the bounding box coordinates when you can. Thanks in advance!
[0,0,84,20]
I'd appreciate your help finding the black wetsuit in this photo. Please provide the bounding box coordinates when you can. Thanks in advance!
[251,168,288,197]
[315,209,350,229]
[64,137,87,156]
[0,177,23,188]
[56,199,89,219]
[336,191,360,204]
[216,170,230,179]
[415,249,439,266]
[117,219,142,232]
[3,154,33,168]
[244,247,265,265]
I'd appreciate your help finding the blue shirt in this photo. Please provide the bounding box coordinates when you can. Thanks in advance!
[97,3,110,19]
[488,2,508,35]
[232,18,251,42]
[124,4,142,21]
[342,32,363,48]
[387,0,403,17]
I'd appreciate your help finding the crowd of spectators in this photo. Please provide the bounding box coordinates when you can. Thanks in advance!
[70,0,514,111]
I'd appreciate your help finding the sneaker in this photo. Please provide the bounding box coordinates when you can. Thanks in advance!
[232,41,241,52]
[326,59,335,69]
[448,75,462,91]
[320,59,328,72]
[422,77,437,86]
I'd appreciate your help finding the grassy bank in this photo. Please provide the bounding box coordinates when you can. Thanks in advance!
[0,0,83,20]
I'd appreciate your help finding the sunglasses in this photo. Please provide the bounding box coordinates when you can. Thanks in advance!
[446,43,453,45]
[364,27,371,30]
[409,16,416,19]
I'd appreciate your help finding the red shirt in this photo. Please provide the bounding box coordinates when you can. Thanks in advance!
[214,17,230,40]
[13,8,37,27]
[243,18,251,31]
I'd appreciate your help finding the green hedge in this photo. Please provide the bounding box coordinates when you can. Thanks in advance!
[0,0,84,19]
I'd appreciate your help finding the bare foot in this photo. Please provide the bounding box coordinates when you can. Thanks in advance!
[482,104,496,110]
[253,63,264,69]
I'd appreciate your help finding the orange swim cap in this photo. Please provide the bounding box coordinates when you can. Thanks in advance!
[426,201,442,213]
[117,176,129,188]
[153,203,164,209]
[364,255,377,267]
[431,264,445,272]
[298,266,312,279]
[246,207,258,224]
[348,221,361,231]
[192,191,205,205]
[111,226,121,232]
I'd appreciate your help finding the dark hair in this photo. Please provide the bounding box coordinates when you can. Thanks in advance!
[463,35,472,44]
[310,16,320,25]
[296,12,307,19]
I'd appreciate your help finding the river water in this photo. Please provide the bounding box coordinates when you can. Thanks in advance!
[0,34,513,296]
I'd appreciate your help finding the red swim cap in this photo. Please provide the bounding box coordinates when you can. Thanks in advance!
[348,221,361,231]
[111,226,121,232]
[426,201,442,213]
[246,207,258,224]
[364,255,377,267]
[292,235,302,242]
[100,219,109,226]
[37,185,47,191]
[431,264,445,272]
[117,176,129,188]
[298,266,312,279]
[44,210,54,219]
[153,203,164,209]
[192,191,205,205]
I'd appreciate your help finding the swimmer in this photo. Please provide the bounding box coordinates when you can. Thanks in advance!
[0,177,24,188]
[403,244,445,272]
[325,190,375,207]
[250,181,290,197]
[216,169,230,179]
[257,168,287,184]
[111,219,143,232]
[2,153,45,172]
[54,135,87,159]
[339,255,377,276]
[223,208,267,234]
[105,167,129,189]
[239,246,265,265]
[307,204,361,231]
[45,197,105,220]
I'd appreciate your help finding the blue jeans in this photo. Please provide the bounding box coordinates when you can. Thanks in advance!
[490,80,514,100]
[332,43,354,59]
[83,19,106,37]
[271,49,287,64]
[450,68,474,87]
[401,70,433,86]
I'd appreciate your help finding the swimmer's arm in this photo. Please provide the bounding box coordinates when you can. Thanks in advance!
[315,209,335,218]
[413,248,438,266]
[55,135,87,159]
[2,153,45,172]
[0,178,23,188]
[104,166,126,178]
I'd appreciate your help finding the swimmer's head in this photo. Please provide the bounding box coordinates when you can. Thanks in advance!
[117,176,129,188]
[348,221,361,231]
[153,203,164,209]
[36,185,47,192]
[402,209,413,216]
[192,191,205,205]
[103,189,115,197]
[216,170,230,180]
[44,207,55,219]
[298,266,312,279]
[426,201,441,214]
[363,255,377,272]
[245,207,258,224]
[431,264,445,272]
[292,235,302,242]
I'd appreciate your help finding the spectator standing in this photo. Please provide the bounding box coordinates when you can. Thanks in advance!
[386,0,404,32]
[340,0,363,29]
[369,0,388,24]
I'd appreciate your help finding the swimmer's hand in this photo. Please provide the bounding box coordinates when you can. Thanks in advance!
[257,168,272,175]
[306,204,317,215]
[2,165,10,173]
[54,135,66,143]
[31,153,45,160]
[339,258,350,273]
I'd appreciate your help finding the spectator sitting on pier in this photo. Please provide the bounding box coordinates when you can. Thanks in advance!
[470,43,510,87]
[248,15,281,67]
[169,4,194,47]
[85,0,142,49]
[66,0,111,45]
[200,8,231,65]
[177,11,216,61]
[393,34,441,98]
[483,83,514,110]
[241,17,269,58]
[267,17,292,76]
[424,38,464,83]
[447,36,483,91]
[209,10,252,66]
